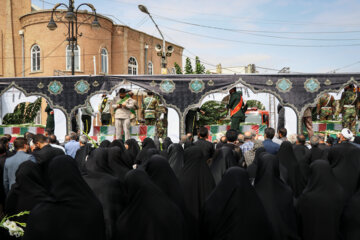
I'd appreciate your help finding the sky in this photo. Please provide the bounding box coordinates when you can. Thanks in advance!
[32,0,360,73]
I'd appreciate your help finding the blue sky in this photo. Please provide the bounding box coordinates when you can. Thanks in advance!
[33,0,360,73]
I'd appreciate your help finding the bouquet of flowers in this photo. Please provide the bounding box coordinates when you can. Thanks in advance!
[0,211,30,238]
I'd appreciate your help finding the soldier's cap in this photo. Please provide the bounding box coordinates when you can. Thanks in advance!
[118,88,130,94]
[341,128,353,140]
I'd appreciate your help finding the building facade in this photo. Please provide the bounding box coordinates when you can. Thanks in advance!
[0,0,183,78]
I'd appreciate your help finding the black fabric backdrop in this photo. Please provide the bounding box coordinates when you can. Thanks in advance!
[0,73,359,133]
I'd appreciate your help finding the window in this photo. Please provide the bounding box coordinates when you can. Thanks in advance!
[101,48,108,74]
[66,45,80,71]
[31,45,41,72]
[128,57,138,75]
[148,61,153,75]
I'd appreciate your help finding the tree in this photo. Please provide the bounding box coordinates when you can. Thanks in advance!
[195,56,205,74]
[184,57,193,74]
[174,62,183,74]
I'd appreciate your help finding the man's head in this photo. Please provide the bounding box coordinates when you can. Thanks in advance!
[288,134,297,144]
[64,135,70,143]
[237,134,244,144]
[4,134,11,142]
[244,131,252,142]
[296,134,306,145]
[186,133,193,142]
[345,84,355,92]
[33,134,48,149]
[14,137,29,152]
[226,129,238,143]
[229,87,236,94]
[79,135,88,147]
[340,128,353,142]
[198,127,209,139]
[0,137,9,150]
[310,135,320,147]
[69,132,78,141]
[318,133,325,144]
[49,134,58,144]
[250,129,257,140]
[44,129,52,137]
[0,142,6,156]
[180,135,187,144]
[264,128,275,140]
[220,136,227,144]
[278,128,287,138]
[118,88,127,98]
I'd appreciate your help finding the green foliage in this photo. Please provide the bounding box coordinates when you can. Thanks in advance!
[199,101,230,126]
[174,62,183,74]
[246,100,265,110]
[195,56,205,74]
[3,98,42,125]
[184,57,193,74]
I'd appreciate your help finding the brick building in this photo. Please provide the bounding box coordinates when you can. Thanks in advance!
[0,0,183,78]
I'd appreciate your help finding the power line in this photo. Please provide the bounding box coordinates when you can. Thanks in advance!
[329,60,360,73]
[161,25,360,48]
[154,15,360,35]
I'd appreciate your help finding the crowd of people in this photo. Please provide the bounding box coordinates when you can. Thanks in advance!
[0,125,359,240]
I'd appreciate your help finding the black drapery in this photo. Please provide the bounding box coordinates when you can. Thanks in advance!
[341,189,360,240]
[200,167,273,240]
[210,147,237,185]
[135,138,158,165]
[107,146,132,181]
[293,145,311,183]
[125,139,140,165]
[167,143,185,177]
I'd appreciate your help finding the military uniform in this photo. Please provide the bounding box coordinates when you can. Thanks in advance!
[99,96,111,125]
[81,102,94,135]
[156,104,168,138]
[227,91,247,131]
[339,89,358,133]
[316,93,336,120]
[45,104,54,134]
[142,95,159,126]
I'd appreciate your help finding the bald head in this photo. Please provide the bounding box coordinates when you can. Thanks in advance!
[244,131,252,141]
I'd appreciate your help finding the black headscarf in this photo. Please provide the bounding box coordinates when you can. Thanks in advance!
[178,146,215,220]
[125,139,140,164]
[200,167,273,240]
[309,145,326,163]
[341,189,360,240]
[277,141,306,198]
[293,144,311,183]
[5,161,48,222]
[353,136,360,145]
[167,143,185,177]
[296,160,346,240]
[99,140,111,148]
[328,142,360,200]
[109,139,125,151]
[115,170,184,240]
[86,148,113,175]
[160,137,173,158]
[247,147,266,179]
[210,147,237,185]
[83,150,126,240]
[255,153,300,240]
[107,146,132,181]
[135,138,158,165]
[23,155,106,240]
[74,143,93,174]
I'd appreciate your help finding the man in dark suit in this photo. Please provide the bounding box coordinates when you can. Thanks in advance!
[194,127,215,161]
[33,134,65,164]
[263,127,280,155]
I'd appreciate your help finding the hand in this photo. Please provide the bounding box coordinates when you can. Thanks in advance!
[200,110,205,115]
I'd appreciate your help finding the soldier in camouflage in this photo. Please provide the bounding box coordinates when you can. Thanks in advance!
[142,92,159,126]
[339,84,359,134]
[316,93,336,120]
[156,104,168,139]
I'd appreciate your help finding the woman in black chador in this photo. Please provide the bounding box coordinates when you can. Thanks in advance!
[200,167,273,240]
[296,160,346,240]
[23,156,106,240]
[254,153,300,240]
[115,170,184,240]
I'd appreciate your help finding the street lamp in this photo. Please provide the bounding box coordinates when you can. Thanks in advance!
[47,0,100,75]
[138,4,173,74]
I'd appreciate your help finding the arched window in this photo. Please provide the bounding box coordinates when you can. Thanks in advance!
[128,57,138,75]
[101,48,108,74]
[148,61,153,75]
[66,45,80,71]
[31,45,41,72]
